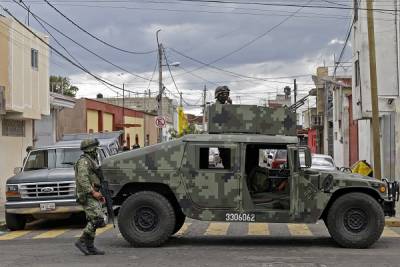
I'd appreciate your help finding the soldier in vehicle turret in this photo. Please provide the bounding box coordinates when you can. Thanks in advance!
[215,85,232,104]
[214,86,232,168]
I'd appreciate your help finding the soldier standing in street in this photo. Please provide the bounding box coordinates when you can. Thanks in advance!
[74,138,106,255]
[215,85,232,104]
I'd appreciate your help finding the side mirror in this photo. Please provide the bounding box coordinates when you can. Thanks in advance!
[14,167,22,175]
[304,149,312,168]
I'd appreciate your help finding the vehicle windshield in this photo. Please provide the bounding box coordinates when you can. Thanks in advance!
[275,150,287,160]
[56,148,82,168]
[312,157,334,167]
[24,150,49,171]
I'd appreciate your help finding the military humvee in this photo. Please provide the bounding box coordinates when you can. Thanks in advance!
[101,104,399,248]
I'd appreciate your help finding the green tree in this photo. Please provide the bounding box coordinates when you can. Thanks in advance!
[49,75,79,97]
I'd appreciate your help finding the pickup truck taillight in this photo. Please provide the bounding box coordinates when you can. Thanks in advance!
[6,184,20,198]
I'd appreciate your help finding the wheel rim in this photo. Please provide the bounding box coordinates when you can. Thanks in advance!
[134,207,158,232]
[343,208,368,233]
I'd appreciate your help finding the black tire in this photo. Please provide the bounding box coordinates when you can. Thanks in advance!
[118,191,176,247]
[5,212,26,231]
[172,210,186,235]
[326,192,384,248]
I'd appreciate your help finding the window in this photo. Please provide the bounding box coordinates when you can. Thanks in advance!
[31,48,38,69]
[55,148,82,168]
[355,59,361,87]
[24,150,49,171]
[199,147,231,170]
[2,119,25,137]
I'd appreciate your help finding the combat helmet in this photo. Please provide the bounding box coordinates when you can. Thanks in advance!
[80,138,100,152]
[215,85,230,99]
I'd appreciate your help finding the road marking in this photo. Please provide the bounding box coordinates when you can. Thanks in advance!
[175,223,192,236]
[33,229,68,239]
[287,224,313,236]
[205,222,230,236]
[96,224,114,236]
[0,231,31,241]
[248,223,270,235]
[382,228,400,238]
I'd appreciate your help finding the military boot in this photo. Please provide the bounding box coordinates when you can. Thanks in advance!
[75,234,90,256]
[86,237,105,255]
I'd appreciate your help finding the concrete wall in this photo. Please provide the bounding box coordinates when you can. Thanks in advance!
[124,116,144,147]
[57,99,86,138]
[333,88,351,168]
[0,118,33,202]
[144,114,157,146]
[87,109,99,133]
[0,17,50,119]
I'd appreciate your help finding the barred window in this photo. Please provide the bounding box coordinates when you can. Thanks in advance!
[2,119,25,137]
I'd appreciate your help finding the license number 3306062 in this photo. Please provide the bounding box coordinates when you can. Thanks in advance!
[225,213,255,222]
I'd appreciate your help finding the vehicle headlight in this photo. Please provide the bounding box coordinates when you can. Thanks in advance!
[6,184,20,197]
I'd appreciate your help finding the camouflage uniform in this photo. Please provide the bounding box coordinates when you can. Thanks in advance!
[75,138,105,256]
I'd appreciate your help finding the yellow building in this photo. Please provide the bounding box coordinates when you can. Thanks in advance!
[0,16,50,202]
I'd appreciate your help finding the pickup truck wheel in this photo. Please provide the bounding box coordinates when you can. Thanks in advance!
[326,192,384,248]
[118,191,175,247]
[172,210,186,235]
[5,212,26,231]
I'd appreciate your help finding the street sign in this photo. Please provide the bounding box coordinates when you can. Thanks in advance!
[155,116,166,128]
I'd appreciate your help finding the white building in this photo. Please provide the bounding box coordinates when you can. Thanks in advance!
[352,1,400,180]
[0,16,50,202]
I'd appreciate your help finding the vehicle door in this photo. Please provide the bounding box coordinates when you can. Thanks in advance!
[182,143,240,209]
[288,145,326,221]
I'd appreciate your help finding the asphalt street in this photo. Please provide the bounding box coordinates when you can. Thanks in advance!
[0,218,400,267]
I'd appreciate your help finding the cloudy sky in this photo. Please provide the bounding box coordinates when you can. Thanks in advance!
[1,0,354,114]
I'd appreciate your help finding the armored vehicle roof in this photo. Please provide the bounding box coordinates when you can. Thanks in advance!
[208,104,296,136]
[182,134,298,144]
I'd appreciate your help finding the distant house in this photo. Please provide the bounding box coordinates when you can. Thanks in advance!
[57,98,157,148]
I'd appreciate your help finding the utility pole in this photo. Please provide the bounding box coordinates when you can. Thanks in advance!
[294,79,297,106]
[202,85,207,131]
[179,92,183,107]
[156,29,163,143]
[122,83,125,126]
[367,0,382,180]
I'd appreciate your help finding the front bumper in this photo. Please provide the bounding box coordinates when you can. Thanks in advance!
[5,199,83,215]
[383,180,399,217]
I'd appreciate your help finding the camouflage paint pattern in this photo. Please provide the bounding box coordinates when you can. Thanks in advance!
[101,132,391,223]
[208,104,296,136]
[82,197,105,238]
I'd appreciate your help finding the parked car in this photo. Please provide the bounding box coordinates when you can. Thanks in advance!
[267,149,287,169]
[300,153,336,171]
[4,142,109,230]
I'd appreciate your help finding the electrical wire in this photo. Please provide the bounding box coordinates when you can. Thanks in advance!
[43,0,156,55]
[173,0,313,77]
[0,5,144,96]
[162,46,181,95]
[15,1,154,82]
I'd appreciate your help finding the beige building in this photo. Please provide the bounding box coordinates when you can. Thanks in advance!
[0,16,50,202]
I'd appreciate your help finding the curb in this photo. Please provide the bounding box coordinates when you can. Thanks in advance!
[0,221,6,231]
[385,218,400,227]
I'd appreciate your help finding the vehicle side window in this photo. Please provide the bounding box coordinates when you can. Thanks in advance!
[24,150,48,171]
[199,147,231,170]
[56,148,82,168]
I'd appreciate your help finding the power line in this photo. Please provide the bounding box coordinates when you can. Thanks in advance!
[15,1,153,82]
[0,4,144,95]
[176,0,400,13]
[162,46,181,95]
[43,0,157,55]
[169,48,314,86]
[173,0,313,77]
